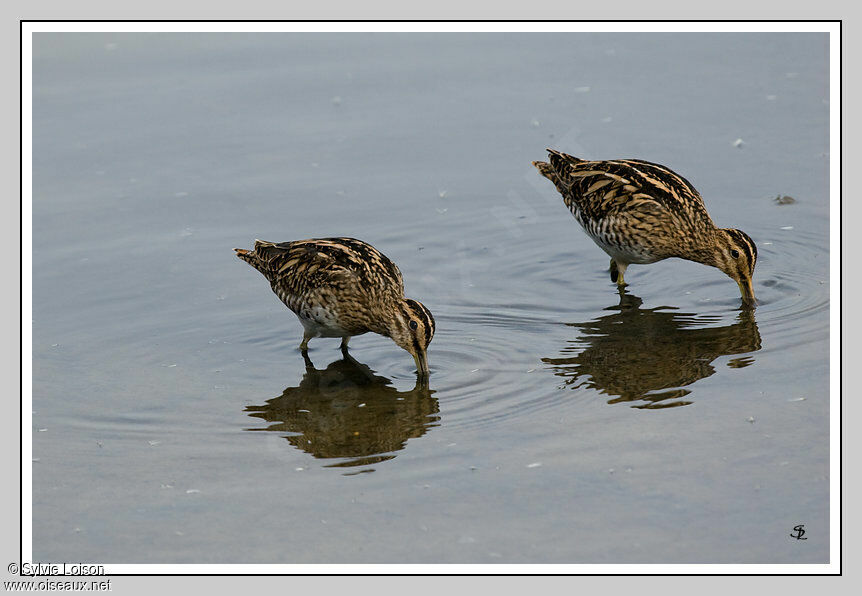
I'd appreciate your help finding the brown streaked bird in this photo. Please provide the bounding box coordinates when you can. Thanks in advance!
[532,149,757,305]
[234,237,435,375]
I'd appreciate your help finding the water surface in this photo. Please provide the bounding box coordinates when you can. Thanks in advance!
[32,32,830,564]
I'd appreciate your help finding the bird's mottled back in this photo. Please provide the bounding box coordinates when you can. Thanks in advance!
[238,237,404,299]
[534,150,715,230]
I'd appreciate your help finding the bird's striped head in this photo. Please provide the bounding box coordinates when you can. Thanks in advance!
[714,228,758,306]
[389,298,435,376]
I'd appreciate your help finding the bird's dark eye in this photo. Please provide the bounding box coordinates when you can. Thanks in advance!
[731,249,740,259]
[409,320,418,330]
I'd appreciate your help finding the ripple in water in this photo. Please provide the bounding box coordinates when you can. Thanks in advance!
[422,303,568,431]
[751,227,829,347]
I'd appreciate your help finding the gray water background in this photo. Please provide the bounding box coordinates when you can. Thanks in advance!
[32,32,830,564]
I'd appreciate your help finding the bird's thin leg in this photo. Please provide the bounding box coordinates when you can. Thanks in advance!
[340,336,350,356]
[610,259,627,286]
[299,332,313,352]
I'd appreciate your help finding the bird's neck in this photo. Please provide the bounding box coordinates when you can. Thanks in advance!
[682,228,721,268]
[380,299,410,339]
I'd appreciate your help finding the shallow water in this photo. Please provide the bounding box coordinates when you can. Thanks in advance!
[31,32,830,564]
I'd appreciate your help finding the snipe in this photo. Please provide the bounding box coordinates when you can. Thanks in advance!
[533,149,757,305]
[235,237,435,375]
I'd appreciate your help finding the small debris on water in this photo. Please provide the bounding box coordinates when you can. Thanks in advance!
[780,226,794,230]
[732,138,745,148]
[747,416,756,424]
[147,441,161,446]
[788,397,806,402]
[774,195,796,205]
[438,190,448,199]
[186,489,200,494]
[357,403,366,408]
[530,118,540,128]
[526,462,542,468]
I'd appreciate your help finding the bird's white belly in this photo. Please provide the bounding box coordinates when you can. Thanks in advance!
[274,287,351,338]
[591,235,658,264]
[295,305,349,338]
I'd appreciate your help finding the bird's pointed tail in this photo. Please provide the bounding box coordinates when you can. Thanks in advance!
[234,239,291,282]
[532,148,585,195]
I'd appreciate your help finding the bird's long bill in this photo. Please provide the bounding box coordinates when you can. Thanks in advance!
[413,349,430,377]
[738,277,756,307]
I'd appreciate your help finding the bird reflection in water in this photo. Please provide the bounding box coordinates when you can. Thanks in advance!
[244,352,439,472]
[543,289,761,409]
